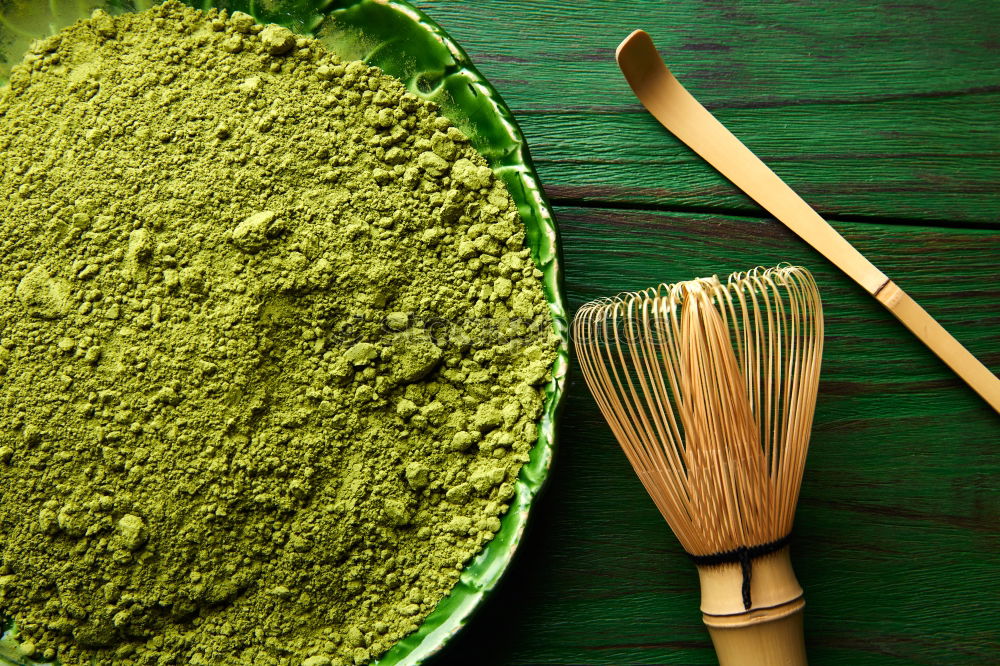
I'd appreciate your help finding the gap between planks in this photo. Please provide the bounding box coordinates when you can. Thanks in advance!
[550,198,1000,233]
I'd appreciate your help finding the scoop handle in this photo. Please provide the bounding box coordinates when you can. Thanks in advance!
[876,282,1000,409]
[616,29,1000,412]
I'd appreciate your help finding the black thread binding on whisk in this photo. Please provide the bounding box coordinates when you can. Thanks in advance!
[688,534,792,610]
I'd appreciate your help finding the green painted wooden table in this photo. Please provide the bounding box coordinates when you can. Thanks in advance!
[412,1,1000,664]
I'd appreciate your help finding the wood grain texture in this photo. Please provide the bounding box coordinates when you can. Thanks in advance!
[408,1,1000,664]
[417,0,1000,226]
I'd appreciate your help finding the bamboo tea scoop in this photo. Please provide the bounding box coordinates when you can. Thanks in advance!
[616,29,1000,413]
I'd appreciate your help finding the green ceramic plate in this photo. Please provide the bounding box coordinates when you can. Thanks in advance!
[0,1,569,664]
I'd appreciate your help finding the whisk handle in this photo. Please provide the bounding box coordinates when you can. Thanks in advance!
[876,281,1000,411]
[696,547,807,665]
[704,599,807,666]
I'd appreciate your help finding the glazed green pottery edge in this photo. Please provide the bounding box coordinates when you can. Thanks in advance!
[0,1,570,665]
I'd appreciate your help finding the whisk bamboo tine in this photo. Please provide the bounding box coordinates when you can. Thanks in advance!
[616,30,999,413]
[575,265,823,666]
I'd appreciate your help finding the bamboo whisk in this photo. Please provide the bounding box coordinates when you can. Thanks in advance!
[574,264,823,666]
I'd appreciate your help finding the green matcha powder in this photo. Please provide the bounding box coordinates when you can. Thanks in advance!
[0,3,557,664]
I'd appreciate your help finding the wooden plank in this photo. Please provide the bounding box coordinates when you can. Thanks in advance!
[418,0,1000,111]
[517,95,1000,226]
[559,207,999,373]
[416,0,1000,226]
[435,206,999,665]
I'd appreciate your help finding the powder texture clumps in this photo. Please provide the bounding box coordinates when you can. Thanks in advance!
[0,3,557,665]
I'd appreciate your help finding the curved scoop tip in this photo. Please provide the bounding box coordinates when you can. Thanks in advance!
[615,29,652,62]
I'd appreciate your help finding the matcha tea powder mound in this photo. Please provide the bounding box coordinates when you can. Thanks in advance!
[0,3,558,664]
